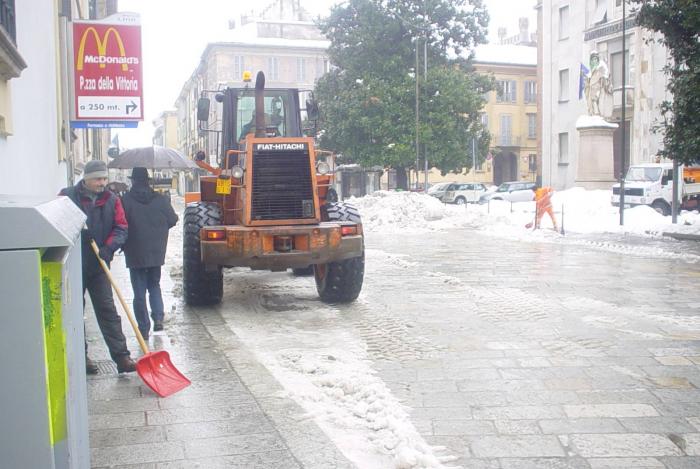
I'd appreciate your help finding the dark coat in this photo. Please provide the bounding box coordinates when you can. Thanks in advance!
[121,183,178,269]
[60,181,128,277]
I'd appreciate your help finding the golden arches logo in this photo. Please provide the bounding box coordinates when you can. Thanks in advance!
[76,27,129,71]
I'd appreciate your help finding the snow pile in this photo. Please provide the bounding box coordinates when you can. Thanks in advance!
[348,191,450,233]
[549,187,698,236]
[272,350,456,469]
[350,187,700,238]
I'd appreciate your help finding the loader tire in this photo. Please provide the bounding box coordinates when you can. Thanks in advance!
[314,202,364,303]
[322,202,362,224]
[183,202,223,306]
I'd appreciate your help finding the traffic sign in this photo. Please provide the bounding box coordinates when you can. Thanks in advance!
[76,96,139,118]
[72,13,143,123]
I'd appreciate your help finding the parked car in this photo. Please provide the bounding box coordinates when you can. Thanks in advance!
[426,181,455,201]
[479,181,536,204]
[443,183,489,204]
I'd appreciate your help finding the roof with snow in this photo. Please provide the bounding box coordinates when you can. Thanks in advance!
[206,37,330,50]
[472,44,537,67]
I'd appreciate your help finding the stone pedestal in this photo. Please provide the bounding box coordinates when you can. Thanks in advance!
[575,115,618,190]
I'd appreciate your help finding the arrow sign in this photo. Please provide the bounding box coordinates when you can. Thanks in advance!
[126,101,138,115]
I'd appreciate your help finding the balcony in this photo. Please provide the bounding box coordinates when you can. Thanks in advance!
[492,135,522,148]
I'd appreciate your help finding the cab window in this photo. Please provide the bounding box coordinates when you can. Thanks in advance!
[236,91,291,140]
[661,169,673,186]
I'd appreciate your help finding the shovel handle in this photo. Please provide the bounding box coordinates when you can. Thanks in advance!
[90,240,150,354]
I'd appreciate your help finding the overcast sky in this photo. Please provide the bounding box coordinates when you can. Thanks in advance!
[116,0,537,149]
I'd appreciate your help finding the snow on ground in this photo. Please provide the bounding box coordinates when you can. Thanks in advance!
[350,187,700,237]
[167,196,455,469]
[255,340,457,469]
[349,188,700,261]
[349,190,450,233]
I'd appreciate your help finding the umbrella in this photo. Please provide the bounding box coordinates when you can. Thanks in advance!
[108,146,198,170]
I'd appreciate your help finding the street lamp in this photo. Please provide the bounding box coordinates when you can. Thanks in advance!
[415,40,420,190]
[619,0,627,225]
[400,4,429,191]
[413,36,428,191]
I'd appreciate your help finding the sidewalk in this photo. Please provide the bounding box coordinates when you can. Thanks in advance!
[85,252,353,468]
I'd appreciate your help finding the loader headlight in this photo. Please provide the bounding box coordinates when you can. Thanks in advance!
[231,165,244,179]
[316,161,330,175]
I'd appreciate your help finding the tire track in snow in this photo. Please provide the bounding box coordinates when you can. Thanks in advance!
[214,269,458,469]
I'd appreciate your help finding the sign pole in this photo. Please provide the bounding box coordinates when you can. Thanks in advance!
[672,159,680,223]
[472,137,476,183]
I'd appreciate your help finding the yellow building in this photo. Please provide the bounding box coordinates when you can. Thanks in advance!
[471,44,538,185]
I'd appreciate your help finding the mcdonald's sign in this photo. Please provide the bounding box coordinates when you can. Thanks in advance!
[72,13,143,124]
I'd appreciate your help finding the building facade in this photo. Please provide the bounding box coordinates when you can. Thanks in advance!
[472,43,539,186]
[404,42,539,191]
[174,0,329,165]
[152,110,178,148]
[538,0,669,189]
[0,0,118,196]
[0,0,64,195]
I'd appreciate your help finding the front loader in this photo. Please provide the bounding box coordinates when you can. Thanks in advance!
[183,71,364,306]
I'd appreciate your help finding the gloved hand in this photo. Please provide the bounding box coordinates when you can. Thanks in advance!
[98,246,114,263]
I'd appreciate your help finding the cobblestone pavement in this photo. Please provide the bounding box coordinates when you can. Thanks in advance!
[362,230,700,469]
[85,245,353,468]
[86,216,700,468]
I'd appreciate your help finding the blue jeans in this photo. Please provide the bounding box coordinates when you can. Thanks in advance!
[129,266,164,337]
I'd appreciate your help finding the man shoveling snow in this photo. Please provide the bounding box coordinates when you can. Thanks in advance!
[527,186,559,232]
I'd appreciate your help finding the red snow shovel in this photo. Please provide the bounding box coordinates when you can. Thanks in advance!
[90,240,191,397]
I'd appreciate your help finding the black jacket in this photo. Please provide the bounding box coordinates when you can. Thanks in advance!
[60,181,128,277]
[121,183,178,269]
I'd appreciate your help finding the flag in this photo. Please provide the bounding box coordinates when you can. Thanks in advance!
[579,63,590,100]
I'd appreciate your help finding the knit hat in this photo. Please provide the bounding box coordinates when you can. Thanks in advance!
[83,160,108,179]
[129,167,151,181]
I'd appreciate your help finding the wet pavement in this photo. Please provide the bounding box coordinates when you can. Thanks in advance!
[85,202,700,468]
[85,216,353,468]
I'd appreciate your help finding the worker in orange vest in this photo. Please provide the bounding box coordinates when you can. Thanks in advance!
[534,186,559,232]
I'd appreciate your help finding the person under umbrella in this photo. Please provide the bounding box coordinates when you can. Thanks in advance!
[122,167,179,339]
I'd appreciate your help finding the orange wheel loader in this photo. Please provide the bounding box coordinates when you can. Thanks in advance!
[183,71,364,306]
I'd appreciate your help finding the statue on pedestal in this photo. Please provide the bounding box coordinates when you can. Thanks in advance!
[584,51,613,117]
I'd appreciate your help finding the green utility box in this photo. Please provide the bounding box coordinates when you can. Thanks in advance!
[0,195,88,469]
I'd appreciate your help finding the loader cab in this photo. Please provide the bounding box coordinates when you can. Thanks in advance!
[198,87,319,167]
[228,88,303,141]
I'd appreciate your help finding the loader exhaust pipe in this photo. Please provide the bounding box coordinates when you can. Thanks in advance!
[255,71,266,138]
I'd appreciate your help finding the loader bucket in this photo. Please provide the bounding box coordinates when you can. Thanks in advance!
[136,350,191,398]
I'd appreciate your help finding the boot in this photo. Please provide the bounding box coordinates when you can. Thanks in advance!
[115,355,137,373]
[85,356,99,375]
[153,320,164,332]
